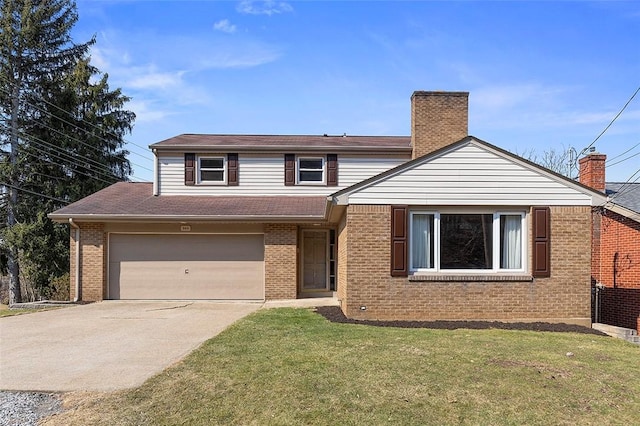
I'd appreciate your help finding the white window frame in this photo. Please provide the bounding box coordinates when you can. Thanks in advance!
[197,156,226,185]
[296,156,325,185]
[409,210,527,274]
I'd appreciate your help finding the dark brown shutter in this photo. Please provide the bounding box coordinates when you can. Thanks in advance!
[184,153,195,186]
[391,205,408,277]
[327,154,338,186]
[227,153,238,186]
[532,206,551,278]
[284,154,295,186]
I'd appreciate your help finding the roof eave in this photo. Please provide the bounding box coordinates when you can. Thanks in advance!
[604,202,640,223]
[152,145,412,154]
[48,213,329,224]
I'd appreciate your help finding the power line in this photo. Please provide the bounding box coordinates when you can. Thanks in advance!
[0,181,70,205]
[605,141,640,164]
[606,149,640,168]
[0,76,153,159]
[0,84,154,166]
[1,123,119,186]
[578,86,640,158]
[610,168,640,202]
[0,121,149,183]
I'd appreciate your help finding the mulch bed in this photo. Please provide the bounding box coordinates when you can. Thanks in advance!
[315,306,607,335]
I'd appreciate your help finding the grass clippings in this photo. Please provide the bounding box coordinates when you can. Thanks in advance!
[42,307,640,426]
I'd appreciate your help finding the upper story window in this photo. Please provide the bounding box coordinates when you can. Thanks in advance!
[198,156,226,184]
[409,211,525,273]
[297,157,325,184]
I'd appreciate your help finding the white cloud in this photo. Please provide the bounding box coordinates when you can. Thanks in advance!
[237,0,293,16]
[126,69,185,90]
[213,19,237,34]
[126,100,175,124]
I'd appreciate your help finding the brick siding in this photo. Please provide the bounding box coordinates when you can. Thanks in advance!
[411,91,468,159]
[264,223,298,299]
[339,205,592,325]
[69,222,105,302]
[592,209,640,332]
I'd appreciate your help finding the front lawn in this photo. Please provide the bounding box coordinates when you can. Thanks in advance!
[45,308,640,425]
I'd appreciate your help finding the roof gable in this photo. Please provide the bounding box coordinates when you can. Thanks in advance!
[333,136,608,207]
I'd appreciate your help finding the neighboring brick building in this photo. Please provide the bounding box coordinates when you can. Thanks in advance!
[50,91,607,325]
[580,153,640,332]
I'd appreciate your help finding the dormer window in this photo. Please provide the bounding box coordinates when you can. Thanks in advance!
[198,156,226,184]
[297,157,324,184]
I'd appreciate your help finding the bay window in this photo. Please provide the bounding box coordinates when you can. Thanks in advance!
[409,211,525,272]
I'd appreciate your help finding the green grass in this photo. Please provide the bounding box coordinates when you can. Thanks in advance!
[0,303,61,317]
[45,308,640,425]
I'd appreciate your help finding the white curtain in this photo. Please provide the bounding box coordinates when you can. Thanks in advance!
[412,215,432,269]
[501,215,521,269]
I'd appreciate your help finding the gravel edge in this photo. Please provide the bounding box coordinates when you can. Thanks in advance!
[0,391,62,426]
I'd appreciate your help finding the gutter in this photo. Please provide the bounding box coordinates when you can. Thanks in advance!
[68,218,80,302]
[50,214,329,224]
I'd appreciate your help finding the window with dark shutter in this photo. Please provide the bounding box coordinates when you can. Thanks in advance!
[532,206,551,278]
[327,154,338,186]
[227,153,238,186]
[284,154,295,186]
[391,205,408,277]
[184,153,195,186]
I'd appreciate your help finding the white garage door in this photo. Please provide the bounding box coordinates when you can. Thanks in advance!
[108,234,264,300]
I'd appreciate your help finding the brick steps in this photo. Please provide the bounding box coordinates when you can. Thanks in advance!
[592,323,640,345]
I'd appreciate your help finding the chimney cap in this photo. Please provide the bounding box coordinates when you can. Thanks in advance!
[411,90,469,99]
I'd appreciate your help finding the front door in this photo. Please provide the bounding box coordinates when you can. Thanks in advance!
[301,230,329,292]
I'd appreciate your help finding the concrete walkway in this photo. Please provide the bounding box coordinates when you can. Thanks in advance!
[0,301,262,392]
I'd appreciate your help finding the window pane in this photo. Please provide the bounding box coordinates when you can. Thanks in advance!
[440,214,493,269]
[500,215,522,269]
[299,171,323,181]
[299,159,323,169]
[411,214,434,269]
[201,170,224,181]
[201,158,224,169]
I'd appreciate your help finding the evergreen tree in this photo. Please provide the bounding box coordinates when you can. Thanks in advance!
[0,0,134,302]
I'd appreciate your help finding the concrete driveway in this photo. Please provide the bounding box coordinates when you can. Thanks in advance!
[0,301,261,392]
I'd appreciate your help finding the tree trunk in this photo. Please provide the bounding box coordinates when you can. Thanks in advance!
[8,76,21,305]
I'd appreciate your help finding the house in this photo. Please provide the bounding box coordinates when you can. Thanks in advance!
[579,153,640,333]
[49,91,608,325]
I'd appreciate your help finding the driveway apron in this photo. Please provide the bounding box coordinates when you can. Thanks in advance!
[0,301,261,392]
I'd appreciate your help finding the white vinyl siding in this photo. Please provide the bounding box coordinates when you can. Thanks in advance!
[346,144,595,206]
[157,153,406,196]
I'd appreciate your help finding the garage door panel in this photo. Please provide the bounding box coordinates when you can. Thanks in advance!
[109,234,264,300]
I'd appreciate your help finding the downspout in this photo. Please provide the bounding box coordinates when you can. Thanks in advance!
[69,218,80,302]
[152,148,159,196]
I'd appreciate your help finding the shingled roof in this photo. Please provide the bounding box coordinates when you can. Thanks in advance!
[150,134,412,152]
[49,182,329,222]
[606,182,640,214]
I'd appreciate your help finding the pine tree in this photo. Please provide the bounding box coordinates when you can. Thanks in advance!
[0,0,134,302]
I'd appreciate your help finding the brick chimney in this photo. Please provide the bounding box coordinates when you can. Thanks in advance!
[578,152,606,192]
[411,91,469,159]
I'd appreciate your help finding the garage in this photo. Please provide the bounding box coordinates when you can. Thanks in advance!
[108,233,264,300]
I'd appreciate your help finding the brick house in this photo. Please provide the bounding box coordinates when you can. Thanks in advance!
[579,154,640,332]
[49,91,607,325]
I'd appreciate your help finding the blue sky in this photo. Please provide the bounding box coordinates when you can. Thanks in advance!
[73,0,640,183]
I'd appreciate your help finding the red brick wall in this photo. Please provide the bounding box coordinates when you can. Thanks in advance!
[264,223,298,300]
[69,223,105,302]
[592,209,640,332]
[579,154,606,192]
[340,205,592,326]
